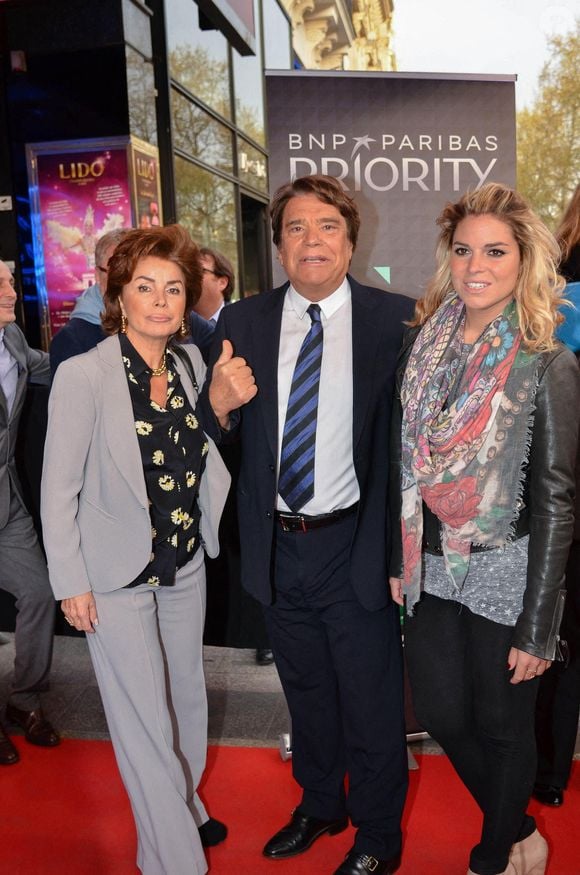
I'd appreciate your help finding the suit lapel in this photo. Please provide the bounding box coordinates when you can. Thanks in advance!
[350,276,382,451]
[11,369,27,420]
[251,286,286,460]
[98,336,148,508]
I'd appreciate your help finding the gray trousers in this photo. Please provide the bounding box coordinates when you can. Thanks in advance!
[87,550,209,875]
[0,490,55,710]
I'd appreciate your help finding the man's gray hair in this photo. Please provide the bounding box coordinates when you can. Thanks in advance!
[95,228,130,266]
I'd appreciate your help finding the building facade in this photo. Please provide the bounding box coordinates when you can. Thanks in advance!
[0,0,393,347]
[0,0,292,345]
[281,0,395,71]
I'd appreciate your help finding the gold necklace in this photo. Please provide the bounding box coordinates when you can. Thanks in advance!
[150,353,167,378]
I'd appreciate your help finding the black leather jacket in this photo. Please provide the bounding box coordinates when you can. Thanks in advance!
[389,326,580,660]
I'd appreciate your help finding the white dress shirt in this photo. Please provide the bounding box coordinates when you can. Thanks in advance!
[276,279,359,514]
[0,327,18,416]
[209,302,225,326]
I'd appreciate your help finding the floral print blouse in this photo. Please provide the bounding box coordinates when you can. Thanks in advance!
[120,335,208,587]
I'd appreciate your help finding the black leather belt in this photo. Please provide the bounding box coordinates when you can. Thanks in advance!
[423,531,529,556]
[276,503,358,533]
[424,541,495,555]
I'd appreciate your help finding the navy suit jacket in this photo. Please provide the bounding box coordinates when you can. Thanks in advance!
[49,319,106,378]
[203,275,414,609]
[188,311,216,364]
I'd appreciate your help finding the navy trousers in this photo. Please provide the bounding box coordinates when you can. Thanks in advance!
[264,513,408,861]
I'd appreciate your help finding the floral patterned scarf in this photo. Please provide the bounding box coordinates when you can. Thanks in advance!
[400,293,539,613]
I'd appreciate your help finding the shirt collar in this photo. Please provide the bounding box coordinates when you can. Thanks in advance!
[119,333,151,378]
[285,276,350,321]
[119,334,177,382]
[209,302,225,323]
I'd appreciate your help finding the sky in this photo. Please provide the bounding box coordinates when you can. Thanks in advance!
[393,0,577,109]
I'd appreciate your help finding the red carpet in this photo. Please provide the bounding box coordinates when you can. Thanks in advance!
[1,738,579,874]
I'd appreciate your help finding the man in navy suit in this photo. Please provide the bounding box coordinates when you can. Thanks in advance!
[205,175,411,875]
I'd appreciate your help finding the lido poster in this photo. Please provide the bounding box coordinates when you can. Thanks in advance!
[26,136,162,343]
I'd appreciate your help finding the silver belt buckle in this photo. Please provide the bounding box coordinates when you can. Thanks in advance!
[279,514,291,532]
[278,513,307,532]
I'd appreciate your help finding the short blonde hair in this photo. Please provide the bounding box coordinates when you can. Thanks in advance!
[413,183,566,351]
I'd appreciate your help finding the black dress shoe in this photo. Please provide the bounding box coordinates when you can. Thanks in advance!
[5,704,60,747]
[256,648,275,666]
[0,725,19,765]
[263,809,348,858]
[532,784,564,806]
[333,850,399,875]
[198,817,227,846]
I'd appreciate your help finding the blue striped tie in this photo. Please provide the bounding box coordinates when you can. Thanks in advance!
[278,304,323,512]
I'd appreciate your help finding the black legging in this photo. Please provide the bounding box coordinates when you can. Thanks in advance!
[405,593,538,875]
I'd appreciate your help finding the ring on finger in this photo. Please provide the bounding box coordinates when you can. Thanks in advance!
[65,617,74,626]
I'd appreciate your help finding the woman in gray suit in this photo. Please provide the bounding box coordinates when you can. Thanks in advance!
[41,225,243,875]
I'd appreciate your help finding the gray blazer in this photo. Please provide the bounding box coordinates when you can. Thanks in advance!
[41,335,230,601]
[0,323,50,529]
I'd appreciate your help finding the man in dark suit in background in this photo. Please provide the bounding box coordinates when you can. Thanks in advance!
[195,247,274,664]
[0,259,59,764]
[205,175,412,875]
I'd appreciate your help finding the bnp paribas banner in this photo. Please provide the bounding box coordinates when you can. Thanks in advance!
[265,71,516,299]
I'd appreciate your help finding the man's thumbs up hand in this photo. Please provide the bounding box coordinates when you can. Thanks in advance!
[209,339,257,428]
[215,339,234,365]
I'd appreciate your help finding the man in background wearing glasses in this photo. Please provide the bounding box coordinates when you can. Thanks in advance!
[195,247,235,326]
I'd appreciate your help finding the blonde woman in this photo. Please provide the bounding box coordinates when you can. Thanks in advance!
[389,184,580,875]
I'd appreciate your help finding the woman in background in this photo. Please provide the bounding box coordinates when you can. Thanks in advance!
[556,182,580,283]
[390,183,580,875]
[41,226,252,874]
